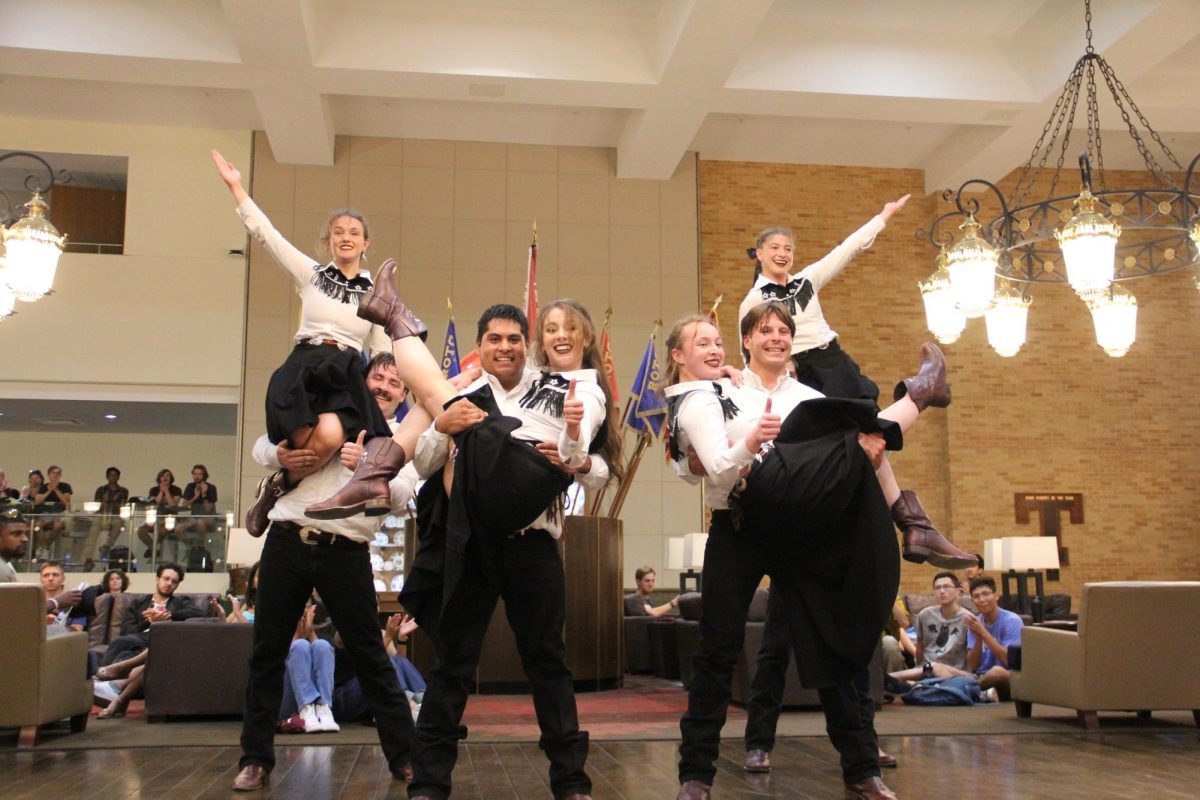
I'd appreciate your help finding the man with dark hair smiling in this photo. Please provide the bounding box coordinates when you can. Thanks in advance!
[966,576,1024,702]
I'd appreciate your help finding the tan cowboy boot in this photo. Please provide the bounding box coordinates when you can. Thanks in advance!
[304,437,406,520]
[892,489,976,569]
[893,342,950,411]
[358,259,428,341]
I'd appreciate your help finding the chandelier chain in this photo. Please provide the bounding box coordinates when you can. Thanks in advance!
[1084,0,1094,54]
[1013,59,1084,209]
[1086,58,1104,188]
[1098,60,1184,184]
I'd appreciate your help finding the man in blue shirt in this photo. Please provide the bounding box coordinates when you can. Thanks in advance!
[966,576,1024,700]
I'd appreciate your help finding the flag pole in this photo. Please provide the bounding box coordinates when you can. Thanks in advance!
[707,294,723,320]
[607,430,651,519]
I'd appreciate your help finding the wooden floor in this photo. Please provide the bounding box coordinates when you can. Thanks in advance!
[2,732,1198,799]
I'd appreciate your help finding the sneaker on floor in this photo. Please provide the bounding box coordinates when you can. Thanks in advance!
[300,703,324,733]
[313,702,340,732]
[278,714,306,734]
[981,687,1000,703]
[93,680,121,706]
[884,675,914,696]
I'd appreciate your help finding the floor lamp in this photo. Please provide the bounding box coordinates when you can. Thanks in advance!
[667,533,708,595]
[984,536,1061,622]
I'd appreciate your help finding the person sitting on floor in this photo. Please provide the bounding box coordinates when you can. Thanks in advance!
[886,572,971,691]
[965,576,1023,701]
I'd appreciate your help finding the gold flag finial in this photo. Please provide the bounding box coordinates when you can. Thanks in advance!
[447,297,453,316]
[532,219,538,245]
[708,294,723,315]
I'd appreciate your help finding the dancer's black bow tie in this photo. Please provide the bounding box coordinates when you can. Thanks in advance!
[761,278,813,312]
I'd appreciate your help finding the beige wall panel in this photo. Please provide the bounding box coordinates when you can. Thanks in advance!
[507,172,559,224]
[400,218,454,271]
[398,269,454,316]
[365,214,403,267]
[610,275,662,322]
[661,157,698,228]
[294,162,350,214]
[454,170,507,221]
[454,141,507,171]
[403,167,455,219]
[402,140,455,168]
[558,223,610,274]
[661,225,700,277]
[507,144,558,173]
[558,173,609,224]
[348,164,405,214]
[610,177,661,228]
[610,226,661,276]
[559,147,611,175]
[349,137,405,167]
[506,220,557,273]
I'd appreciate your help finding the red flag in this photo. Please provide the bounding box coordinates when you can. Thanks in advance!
[524,223,539,327]
[599,313,619,400]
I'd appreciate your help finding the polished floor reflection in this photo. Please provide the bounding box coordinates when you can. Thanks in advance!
[2,731,1198,799]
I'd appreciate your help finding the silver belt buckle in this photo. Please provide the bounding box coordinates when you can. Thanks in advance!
[299,526,324,545]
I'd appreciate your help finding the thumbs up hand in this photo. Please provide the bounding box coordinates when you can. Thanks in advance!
[747,397,781,452]
[340,430,367,470]
[563,379,584,439]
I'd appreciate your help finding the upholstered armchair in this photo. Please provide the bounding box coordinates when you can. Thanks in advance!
[1011,581,1200,729]
[0,584,93,747]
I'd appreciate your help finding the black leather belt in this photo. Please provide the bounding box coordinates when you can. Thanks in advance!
[270,520,366,548]
[792,337,840,360]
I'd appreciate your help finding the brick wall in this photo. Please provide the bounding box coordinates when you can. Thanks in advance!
[699,160,1200,599]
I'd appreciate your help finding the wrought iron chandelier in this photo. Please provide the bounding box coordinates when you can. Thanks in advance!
[0,151,69,321]
[919,0,1200,358]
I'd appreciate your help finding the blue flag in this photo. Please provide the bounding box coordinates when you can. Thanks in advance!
[625,334,666,438]
[394,397,410,424]
[441,318,461,379]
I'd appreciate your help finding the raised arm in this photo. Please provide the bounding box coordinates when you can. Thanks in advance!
[798,194,910,292]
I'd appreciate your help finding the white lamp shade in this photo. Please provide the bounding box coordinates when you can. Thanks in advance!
[986,536,1061,571]
[1056,189,1119,295]
[144,508,157,525]
[920,273,966,345]
[984,286,1030,357]
[1088,285,1137,357]
[3,194,65,302]
[82,501,101,513]
[682,532,709,570]
[946,216,998,319]
[227,527,265,565]
[164,516,176,531]
[666,537,685,571]
[119,504,131,519]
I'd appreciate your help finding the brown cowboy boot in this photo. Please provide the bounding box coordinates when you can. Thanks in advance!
[893,342,950,411]
[304,436,406,520]
[245,470,289,537]
[892,489,976,569]
[358,259,428,341]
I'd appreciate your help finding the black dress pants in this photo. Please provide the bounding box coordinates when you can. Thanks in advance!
[239,527,413,774]
[743,587,879,783]
[409,529,590,800]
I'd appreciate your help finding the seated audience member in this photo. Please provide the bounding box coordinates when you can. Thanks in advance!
[1,511,83,633]
[32,465,73,554]
[137,469,182,558]
[214,561,260,623]
[880,598,917,673]
[333,612,426,725]
[100,562,203,666]
[20,469,44,502]
[959,553,985,593]
[178,464,218,544]
[0,469,20,499]
[278,602,340,733]
[93,648,149,718]
[91,467,129,562]
[887,572,971,688]
[83,568,131,638]
[965,576,1023,701]
[41,560,86,632]
[625,566,680,617]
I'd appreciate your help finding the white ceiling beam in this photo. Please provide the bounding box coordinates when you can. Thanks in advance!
[615,0,775,179]
[220,0,333,165]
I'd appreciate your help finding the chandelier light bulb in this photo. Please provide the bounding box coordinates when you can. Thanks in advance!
[945,214,997,319]
[3,193,66,302]
[1087,284,1137,357]
[919,250,966,344]
[1056,188,1120,296]
[0,253,15,320]
[984,281,1031,357]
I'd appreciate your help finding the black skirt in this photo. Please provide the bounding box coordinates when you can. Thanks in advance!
[791,339,880,406]
[265,343,391,444]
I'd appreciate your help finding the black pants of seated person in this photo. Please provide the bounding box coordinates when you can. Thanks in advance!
[239,527,413,774]
[743,587,876,762]
[410,529,590,800]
